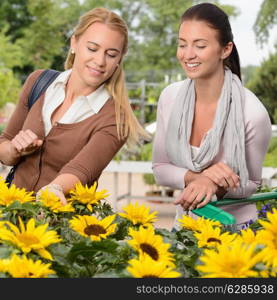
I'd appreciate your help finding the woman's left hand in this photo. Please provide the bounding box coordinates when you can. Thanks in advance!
[202,162,240,190]
[174,175,218,210]
[36,184,67,205]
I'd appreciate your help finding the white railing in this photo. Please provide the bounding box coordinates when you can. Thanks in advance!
[104,161,277,209]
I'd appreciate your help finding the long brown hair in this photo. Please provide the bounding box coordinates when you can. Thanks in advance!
[181,3,241,80]
[65,7,149,146]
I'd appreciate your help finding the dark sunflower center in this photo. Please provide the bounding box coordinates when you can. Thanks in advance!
[84,225,106,236]
[142,275,159,278]
[140,243,159,260]
[207,237,221,244]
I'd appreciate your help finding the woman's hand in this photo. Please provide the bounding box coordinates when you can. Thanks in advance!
[202,162,240,190]
[36,184,67,205]
[11,129,43,156]
[174,175,218,210]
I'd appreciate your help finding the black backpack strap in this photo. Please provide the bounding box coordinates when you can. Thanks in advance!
[28,69,61,109]
[5,69,60,187]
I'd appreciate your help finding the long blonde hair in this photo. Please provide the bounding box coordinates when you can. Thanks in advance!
[64,7,149,146]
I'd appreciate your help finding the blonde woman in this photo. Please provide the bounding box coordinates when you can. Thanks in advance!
[0,7,147,204]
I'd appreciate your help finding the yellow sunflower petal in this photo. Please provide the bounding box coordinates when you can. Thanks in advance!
[36,248,53,261]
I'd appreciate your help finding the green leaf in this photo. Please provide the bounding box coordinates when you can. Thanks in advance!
[109,217,129,240]
[67,239,119,263]
[0,244,15,259]
[95,269,130,278]
[3,201,40,214]
[48,243,73,278]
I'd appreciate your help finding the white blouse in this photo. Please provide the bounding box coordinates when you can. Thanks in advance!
[42,69,110,136]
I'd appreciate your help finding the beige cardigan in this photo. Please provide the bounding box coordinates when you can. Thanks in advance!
[0,70,126,192]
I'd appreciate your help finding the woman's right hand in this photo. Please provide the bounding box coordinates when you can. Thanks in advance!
[174,175,218,210]
[11,129,43,157]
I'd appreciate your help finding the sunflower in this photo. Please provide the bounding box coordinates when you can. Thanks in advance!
[127,226,174,265]
[118,202,157,226]
[38,188,75,213]
[0,257,10,273]
[7,254,55,278]
[255,229,277,269]
[255,208,277,268]
[0,217,61,260]
[127,255,180,278]
[237,228,257,245]
[69,182,109,212]
[196,241,260,278]
[69,214,117,241]
[0,176,7,188]
[259,208,277,233]
[194,225,237,248]
[0,220,6,229]
[178,215,221,232]
[259,269,277,278]
[0,183,35,206]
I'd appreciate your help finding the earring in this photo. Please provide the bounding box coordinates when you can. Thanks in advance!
[71,49,75,55]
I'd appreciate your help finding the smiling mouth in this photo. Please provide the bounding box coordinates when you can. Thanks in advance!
[186,62,201,68]
[87,66,105,75]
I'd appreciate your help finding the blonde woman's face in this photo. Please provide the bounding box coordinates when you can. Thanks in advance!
[71,22,125,90]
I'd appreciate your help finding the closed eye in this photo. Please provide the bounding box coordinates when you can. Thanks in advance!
[107,53,117,58]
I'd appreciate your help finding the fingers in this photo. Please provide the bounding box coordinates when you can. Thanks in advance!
[181,189,198,210]
[189,191,207,210]
[219,163,240,189]
[174,184,197,208]
[10,139,23,153]
[36,139,43,147]
[222,163,240,188]
[203,169,229,189]
[35,191,42,202]
[58,192,67,205]
[186,189,214,210]
[11,130,43,154]
[196,192,213,209]
[203,162,240,190]
[36,186,67,206]
[174,176,217,211]
[26,130,43,147]
[174,190,186,205]
[177,189,212,211]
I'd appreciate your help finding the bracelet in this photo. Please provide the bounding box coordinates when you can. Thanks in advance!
[46,184,63,192]
[36,184,63,202]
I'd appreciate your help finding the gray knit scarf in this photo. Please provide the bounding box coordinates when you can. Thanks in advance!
[165,68,249,187]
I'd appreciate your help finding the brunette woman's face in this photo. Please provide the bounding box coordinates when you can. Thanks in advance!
[177,20,232,80]
[71,22,125,90]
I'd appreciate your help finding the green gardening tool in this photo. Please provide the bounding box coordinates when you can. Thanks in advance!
[192,189,277,227]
